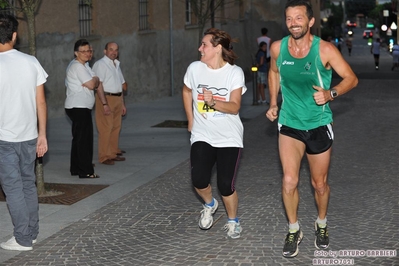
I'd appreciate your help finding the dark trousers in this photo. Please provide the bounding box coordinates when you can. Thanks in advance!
[65,108,94,175]
[190,141,241,197]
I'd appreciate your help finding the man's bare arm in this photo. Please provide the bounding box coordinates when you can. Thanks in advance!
[36,84,48,157]
[320,41,358,100]
[266,40,282,122]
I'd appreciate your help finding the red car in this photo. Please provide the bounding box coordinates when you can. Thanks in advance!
[347,21,357,27]
[363,30,373,39]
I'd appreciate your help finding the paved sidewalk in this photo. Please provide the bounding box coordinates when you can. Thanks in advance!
[0,78,267,264]
[0,44,398,265]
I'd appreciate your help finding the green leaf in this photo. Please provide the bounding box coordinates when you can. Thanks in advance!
[0,1,10,9]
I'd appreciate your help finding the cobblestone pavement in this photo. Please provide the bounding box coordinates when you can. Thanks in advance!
[1,77,397,265]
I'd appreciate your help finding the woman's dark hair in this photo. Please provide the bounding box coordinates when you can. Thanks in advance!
[204,28,238,65]
[74,39,90,52]
[285,0,313,20]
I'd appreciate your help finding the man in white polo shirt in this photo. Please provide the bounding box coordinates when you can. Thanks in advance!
[93,42,127,165]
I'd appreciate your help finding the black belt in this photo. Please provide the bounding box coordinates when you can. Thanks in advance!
[104,92,122,97]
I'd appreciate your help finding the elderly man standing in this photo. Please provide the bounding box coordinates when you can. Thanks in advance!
[93,42,127,165]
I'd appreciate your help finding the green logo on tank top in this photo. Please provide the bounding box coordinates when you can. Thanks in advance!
[304,62,312,71]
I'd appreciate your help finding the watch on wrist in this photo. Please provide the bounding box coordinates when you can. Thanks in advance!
[330,88,338,99]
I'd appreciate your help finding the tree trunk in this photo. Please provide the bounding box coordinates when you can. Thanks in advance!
[20,1,43,193]
[25,7,36,56]
[35,157,45,196]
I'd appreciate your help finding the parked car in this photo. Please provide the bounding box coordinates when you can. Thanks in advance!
[346,20,357,27]
[363,30,373,39]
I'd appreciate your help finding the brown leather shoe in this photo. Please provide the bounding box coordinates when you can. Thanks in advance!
[117,150,126,156]
[101,159,115,165]
[112,156,125,161]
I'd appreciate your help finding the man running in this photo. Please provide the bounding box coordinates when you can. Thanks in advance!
[266,0,358,258]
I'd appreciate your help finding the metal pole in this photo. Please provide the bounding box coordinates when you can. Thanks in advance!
[397,1,399,46]
[251,66,258,105]
[169,0,175,96]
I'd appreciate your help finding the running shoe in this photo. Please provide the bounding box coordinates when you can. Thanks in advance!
[0,237,32,251]
[315,222,329,249]
[223,221,242,239]
[198,199,218,230]
[282,229,303,258]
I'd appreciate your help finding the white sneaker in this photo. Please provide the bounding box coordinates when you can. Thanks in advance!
[198,199,218,230]
[0,237,32,251]
[32,239,37,244]
[223,221,242,239]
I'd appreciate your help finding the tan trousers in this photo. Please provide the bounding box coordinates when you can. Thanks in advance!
[95,94,123,163]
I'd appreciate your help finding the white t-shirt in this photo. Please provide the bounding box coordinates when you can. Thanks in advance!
[257,36,271,58]
[64,59,95,109]
[93,56,125,93]
[0,49,48,142]
[184,61,247,148]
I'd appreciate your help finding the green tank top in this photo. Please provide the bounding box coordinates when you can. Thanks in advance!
[277,36,333,130]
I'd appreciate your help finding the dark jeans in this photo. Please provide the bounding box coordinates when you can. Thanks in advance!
[65,108,94,175]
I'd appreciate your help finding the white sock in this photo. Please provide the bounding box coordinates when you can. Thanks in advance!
[316,217,327,227]
[289,221,300,232]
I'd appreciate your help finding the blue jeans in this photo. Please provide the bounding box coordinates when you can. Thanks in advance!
[0,139,38,247]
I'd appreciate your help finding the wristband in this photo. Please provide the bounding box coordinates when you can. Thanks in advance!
[103,103,108,106]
